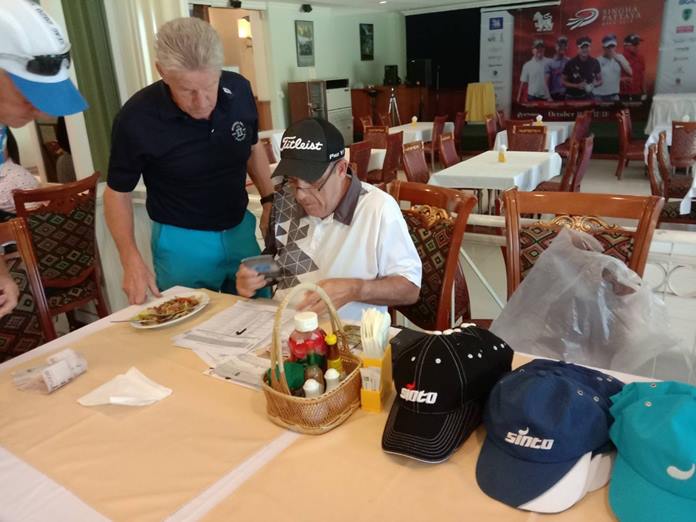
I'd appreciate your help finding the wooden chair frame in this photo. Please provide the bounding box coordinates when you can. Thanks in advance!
[0,218,56,344]
[388,180,477,330]
[14,172,110,318]
[502,189,664,298]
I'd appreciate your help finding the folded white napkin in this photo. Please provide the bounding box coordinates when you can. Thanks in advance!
[78,367,172,407]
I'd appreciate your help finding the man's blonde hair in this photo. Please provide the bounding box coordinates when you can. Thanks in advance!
[155,17,224,71]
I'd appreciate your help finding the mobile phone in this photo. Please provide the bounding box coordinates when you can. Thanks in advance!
[241,254,281,282]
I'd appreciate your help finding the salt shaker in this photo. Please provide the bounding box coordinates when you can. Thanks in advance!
[324,368,341,392]
[303,378,323,398]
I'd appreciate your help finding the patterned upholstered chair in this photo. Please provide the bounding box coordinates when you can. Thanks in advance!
[657,131,692,198]
[348,141,372,182]
[366,131,402,186]
[14,172,110,330]
[363,125,389,149]
[260,137,276,164]
[0,218,55,362]
[402,141,431,183]
[388,181,477,330]
[647,144,696,225]
[508,125,547,152]
[502,188,663,298]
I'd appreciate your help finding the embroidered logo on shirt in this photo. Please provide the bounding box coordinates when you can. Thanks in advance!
[504,427,554,450]
[231,121,247,141]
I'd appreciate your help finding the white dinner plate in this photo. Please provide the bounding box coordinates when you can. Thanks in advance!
[129,291,210,330]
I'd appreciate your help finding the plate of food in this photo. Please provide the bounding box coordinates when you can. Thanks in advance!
[129,292,210,329]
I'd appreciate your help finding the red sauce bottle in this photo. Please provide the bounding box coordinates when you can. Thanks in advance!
[288,311,327,369]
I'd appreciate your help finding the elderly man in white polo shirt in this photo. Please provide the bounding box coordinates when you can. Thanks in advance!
[236,118,421,320]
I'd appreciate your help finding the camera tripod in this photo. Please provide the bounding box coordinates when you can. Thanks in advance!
[387,87,401,126]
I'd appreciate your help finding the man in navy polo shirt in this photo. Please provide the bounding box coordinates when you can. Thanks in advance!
[105,17,274,304]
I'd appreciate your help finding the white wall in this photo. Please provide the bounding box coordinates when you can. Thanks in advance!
[264,3,406,128]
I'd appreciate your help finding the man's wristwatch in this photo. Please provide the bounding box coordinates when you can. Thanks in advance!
[260,194,274,205]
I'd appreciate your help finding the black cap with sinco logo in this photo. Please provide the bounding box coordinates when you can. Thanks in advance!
[274,117,346,183]
[381,326,513,463]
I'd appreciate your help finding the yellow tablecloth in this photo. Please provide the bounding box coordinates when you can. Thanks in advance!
[465,82,496,122]
[200,354,622,522]
[0,290,286,522]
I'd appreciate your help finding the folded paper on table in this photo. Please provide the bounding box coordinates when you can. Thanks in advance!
[78,367,172,407]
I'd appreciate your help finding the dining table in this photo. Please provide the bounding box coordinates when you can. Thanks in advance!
[389,121,455,145]
[645,93,696,134]
[0,288,652,521]
[258,129,285,161]
[493,121,575,152]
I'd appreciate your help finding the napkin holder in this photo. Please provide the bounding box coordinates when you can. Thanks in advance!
[360,344,392,413]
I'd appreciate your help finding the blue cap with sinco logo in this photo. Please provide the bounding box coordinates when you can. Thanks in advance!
[609,381,696,522]
[476,359,624,513]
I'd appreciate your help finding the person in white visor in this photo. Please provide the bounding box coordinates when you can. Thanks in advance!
[0,0,88,317]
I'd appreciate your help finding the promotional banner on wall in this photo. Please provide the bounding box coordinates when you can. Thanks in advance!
[479,10,515,117]
[656,0,696,93]
[509,0,665,121]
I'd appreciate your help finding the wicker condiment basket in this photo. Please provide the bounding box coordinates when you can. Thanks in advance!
[261,283,362,435]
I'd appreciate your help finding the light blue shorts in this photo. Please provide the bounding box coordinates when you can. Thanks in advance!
[151,210,268,296]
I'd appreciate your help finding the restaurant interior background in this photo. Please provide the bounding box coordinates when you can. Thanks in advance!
[10,0,696,383]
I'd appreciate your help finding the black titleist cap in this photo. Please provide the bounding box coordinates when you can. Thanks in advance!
[274,117,345,183]
[382,326,513,463]
[577,36,592,47]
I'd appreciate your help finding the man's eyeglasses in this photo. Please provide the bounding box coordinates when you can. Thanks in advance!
[0,51,71,77]
[286,162,338,194]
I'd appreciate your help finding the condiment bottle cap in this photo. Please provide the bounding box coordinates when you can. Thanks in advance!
[294,311,318,332]
[325,368,340,380]
[303,378,320,392]
[325,333,337,345]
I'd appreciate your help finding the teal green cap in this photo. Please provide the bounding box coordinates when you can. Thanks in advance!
[608,381,696,522]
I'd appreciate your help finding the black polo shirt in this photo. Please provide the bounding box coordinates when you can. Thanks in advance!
[107,71,258,231]
[562,55,601,98]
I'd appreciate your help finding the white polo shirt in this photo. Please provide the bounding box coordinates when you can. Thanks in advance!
[520,57,552,98]
[595,55,630,96]
[271,175,422,320]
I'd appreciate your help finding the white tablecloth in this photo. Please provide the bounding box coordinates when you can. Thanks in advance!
[493,121,574,152]
[345,147,386,172]
[429,150,562,191]
[646,94,696,134]
[389,121,455,144]
[258,129,284,161]
[679,178,696,215]
[644,124,672,163]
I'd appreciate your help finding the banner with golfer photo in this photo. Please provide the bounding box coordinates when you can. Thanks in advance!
[509,0,664,121]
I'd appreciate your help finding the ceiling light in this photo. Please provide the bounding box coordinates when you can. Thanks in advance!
[379,1,387,4]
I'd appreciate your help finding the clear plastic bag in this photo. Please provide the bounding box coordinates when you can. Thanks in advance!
[491,228,688,378]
